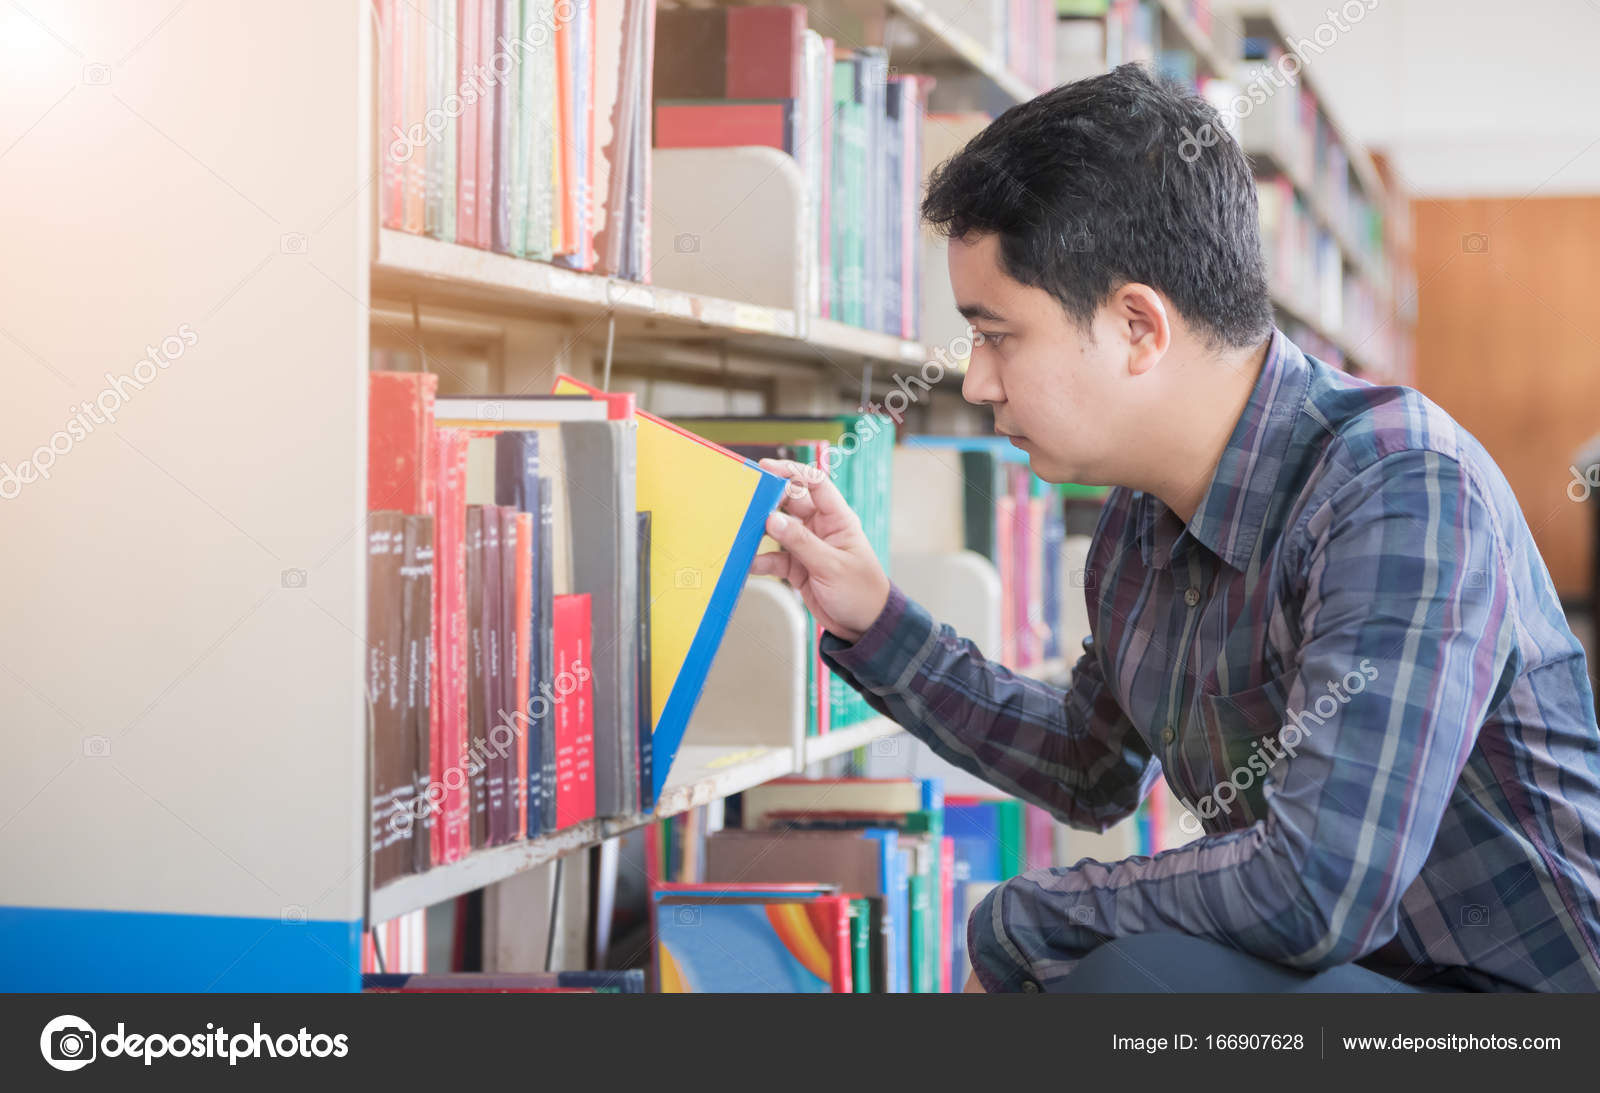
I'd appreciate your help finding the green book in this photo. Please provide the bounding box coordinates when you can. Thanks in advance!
[1000,799,1027,879]
[849,898,872,992]
[831,58,866,328]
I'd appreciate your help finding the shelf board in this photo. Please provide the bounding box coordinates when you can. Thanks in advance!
[369,741,796,923]
[1154,0,1233,78]
[802,716,904,766]
[886,0,1038,105]
[372,229,934,369]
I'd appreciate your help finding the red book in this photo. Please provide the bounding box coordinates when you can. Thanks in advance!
[475,0,496,248]
[725,5,807,100]
[553,593,595,828]
[513,511,533,841]
[368,372,438,515]
[456,0,481,247]
[379,0,404,229]
[654,101,795,153]
[434,429,471,863]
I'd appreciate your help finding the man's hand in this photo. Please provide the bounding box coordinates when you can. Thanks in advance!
[748,458,891,643]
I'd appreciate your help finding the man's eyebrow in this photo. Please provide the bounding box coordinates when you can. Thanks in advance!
[957,303,1008,322]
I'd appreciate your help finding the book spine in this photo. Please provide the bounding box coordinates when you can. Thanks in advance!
[367,516,404,889]
[513,512,533,840]
[491,0,516,253]
[379,0,404,229]
[538,477,558,832]
[497,505,519,842]
[571,593,595,824]
[635,510,653,812]
[441,0,458,242]
[423,0,445,238]
[552,593,580,828]
[465,506,488,849]
[404,516,435,875]
[482,507,505,844]
[475,0,497,248]
[525,476,545,838]
[457,0,481,246]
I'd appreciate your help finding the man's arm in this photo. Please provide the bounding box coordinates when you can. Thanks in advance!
[819,584,1159,831]
[964,450,1516,991]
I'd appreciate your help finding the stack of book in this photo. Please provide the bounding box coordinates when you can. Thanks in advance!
[365,372,786,885]
[667,414,896,734]
[653,777,945,992]
[377,0,656,279]
[653,6,930,338]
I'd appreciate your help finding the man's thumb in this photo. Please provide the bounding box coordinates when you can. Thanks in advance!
[766,511,833,570]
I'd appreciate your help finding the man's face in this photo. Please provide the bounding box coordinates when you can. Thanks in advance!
[947,232,1125,485]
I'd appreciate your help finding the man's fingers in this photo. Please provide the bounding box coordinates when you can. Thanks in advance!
[759,458,851,521]
[749,550,796,582]
[764,509,834,573]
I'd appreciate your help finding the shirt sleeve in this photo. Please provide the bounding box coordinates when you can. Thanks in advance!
[964,449,1518,992]
[819,583,1160,832]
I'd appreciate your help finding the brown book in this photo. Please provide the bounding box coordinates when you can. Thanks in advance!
[401,515,435,875]
[465,506,488,850]
[368,512,408,888]
[653,8,727,99]
[705,829,891,896]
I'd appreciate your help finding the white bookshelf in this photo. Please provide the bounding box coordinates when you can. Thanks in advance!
[887,0,1039,104]
[1153,0,1234,78]
[804,716,905,765]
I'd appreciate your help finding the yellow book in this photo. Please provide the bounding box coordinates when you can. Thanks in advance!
[553,375,785,800]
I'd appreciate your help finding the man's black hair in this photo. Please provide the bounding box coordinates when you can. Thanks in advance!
[922,63,1274,349]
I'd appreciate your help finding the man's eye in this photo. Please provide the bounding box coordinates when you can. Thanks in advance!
[976,330,1007,348]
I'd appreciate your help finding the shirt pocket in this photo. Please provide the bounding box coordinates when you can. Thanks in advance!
[1183,669,1299,831]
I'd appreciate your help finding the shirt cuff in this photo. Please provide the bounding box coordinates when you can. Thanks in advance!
[967,878,1039,993]
[817,583,937,691]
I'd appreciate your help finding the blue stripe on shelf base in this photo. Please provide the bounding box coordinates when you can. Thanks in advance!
[0,905,362,992]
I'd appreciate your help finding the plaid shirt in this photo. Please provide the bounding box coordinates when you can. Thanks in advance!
[822,328,1600,993]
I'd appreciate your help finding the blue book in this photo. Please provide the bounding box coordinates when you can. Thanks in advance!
[945,801,1005,882]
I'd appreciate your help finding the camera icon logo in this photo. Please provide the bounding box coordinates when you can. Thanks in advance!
[478,401,505,422]
[281,568,308,589]
[1070,568,1093,588]
[673,905,701,926]
[83,735,112,758]
[82,64,111,85]
[40,1015,97,1071]
[280,232,308,254]
[1460,903,1489,926]
[1461,233,1489,254]
[281,904,308,926]
[674,566,701,590]
[869,735,900,759]
[1068,906,1097,925]
[673,233,699,254]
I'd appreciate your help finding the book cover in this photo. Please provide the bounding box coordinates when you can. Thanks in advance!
[512,510,532,841]
[490,0,516,253]
[495,505,519,843]
[475,0,497,248]
[725,4,807,99]
[434,429,471,863]
[537,473,557,831]
[653,100,797,152]
[654,892,851,993]
[481,503,506,844]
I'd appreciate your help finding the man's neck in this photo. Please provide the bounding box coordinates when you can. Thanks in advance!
[1138,338,1271,524]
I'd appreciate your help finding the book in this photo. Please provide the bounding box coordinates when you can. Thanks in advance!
[481,504,506,844]
[704,828,908,992]
[552,375,786,799]
[635,510,653,811]
[552,592,596,828]
[654,99,797,152]
[434,429,472,862]
[362,970,644,992]
[653,887,853,993]
[465,506,489,848]
[512,510,532,841]
[401,515,435,875]
[456,0,481,247]
[368,372,438,515]
[368,512,410,887]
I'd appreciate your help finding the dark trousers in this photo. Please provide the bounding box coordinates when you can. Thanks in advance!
[1056,933,1445,993]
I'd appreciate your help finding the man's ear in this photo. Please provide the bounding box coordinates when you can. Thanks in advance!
[1108,284,1170,377]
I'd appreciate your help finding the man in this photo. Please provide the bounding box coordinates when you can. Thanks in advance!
[750,65,1600,992]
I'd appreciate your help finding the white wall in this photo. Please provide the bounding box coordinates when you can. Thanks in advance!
[1246,0,1600,195]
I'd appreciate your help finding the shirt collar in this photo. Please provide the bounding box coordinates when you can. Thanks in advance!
[1139,328,1311,571]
